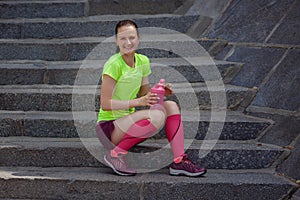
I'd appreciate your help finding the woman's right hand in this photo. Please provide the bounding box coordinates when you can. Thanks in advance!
[138,92,159,106]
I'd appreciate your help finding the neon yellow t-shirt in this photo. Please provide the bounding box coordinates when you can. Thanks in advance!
[97,53,151,122]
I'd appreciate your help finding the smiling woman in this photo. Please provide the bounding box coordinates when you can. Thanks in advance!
[96,19,207,177]
[115,20,140,66]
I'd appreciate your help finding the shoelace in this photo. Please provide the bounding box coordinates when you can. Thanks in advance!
[182,156,196,165]
[182,156,200,171]
[112,156,130,169]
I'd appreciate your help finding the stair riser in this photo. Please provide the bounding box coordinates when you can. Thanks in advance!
[186,149,282,169]
[0,39,225,61]
[0,146,283,170]
[0,176,293,200]
[1,15,199,39]
[0,89,253,111]
[0,2,86,19]
[0,62,242,85]
[88,0,185,15]
[0,116,270,140]
[0,0,189,19]
[170,90,255,110]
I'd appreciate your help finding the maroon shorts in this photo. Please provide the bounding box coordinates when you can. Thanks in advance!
[96,120,115,149]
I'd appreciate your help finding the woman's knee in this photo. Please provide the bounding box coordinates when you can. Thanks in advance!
[163,101,180,116]
[148,109,166,129]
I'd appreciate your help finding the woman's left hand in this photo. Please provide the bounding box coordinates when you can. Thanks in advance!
[164,83,173,96]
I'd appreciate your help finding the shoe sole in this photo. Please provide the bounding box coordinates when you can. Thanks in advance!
[104,155,136,176]
[169,168,207,177]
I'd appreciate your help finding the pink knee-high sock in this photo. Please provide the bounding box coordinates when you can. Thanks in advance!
[165,114,185,162]
[112,119,157,156]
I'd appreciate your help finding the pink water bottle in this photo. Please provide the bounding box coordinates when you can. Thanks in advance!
[151,79,165,106]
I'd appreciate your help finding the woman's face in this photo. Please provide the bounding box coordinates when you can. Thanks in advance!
[116,25,140,55]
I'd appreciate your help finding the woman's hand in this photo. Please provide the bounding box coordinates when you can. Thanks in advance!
[138,92,159,106]
[164,83,173,96]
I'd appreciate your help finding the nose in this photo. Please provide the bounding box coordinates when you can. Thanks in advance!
[126,38,132,45]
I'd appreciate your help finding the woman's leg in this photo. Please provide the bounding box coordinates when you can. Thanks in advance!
[111,109,166,153]
[104,109,166,175]
[163,101,207,177]
[163,101,185,162]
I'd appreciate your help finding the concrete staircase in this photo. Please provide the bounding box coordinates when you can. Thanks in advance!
[0,1,297,199]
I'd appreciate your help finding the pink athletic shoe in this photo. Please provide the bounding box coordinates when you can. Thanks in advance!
[169,155,207,177]
[104,154,136,176]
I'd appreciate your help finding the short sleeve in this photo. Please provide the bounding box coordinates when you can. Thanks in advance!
[140,55,151,77]
[102,55,122,81]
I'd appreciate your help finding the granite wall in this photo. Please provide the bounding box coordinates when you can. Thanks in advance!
[203,0,300,184]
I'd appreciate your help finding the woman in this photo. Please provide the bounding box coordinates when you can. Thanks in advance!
[96,19,206,177]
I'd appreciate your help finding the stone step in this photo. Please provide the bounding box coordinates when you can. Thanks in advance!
[0,137,285,170]
[0,35,226,61]
[0,167,296,200]
[0,58,243,85]
[0,83,255,111]
[0,0,87,19]
[88,0,192,16]
[0,110,272,140]
[0,14,202,39]
[0,0,192,19]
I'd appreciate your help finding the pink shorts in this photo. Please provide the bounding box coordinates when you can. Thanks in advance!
[96,120,115,149]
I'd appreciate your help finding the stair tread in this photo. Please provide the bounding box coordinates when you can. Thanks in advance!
[0,57,243,68]
[0,34,205,43]
[0,58,243,85]
[0,109,272,123]
[0,110,271,140]
[1,0,86,4]
[0,166,296,200]
[0,166,293,185]
[0,0,87,19]
[0,83,252,93]
[0,136,282,151]
[0,13,193,23]
[0,136,285,170]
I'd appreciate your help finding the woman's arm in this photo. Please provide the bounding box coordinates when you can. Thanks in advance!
[101,75,157,111]
[138,76,151,97]
[139,76,173,97]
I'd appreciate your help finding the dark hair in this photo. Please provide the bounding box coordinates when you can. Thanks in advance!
[115,19,139,35]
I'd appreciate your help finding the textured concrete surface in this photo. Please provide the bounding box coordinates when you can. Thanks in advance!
[204,0,299,183]
[0,15,199,39]
[254,113,300,147]
[267,0,300,45]
[0,167,296,200]
[0,1,86,19]
[207,0,295,43]
[226,46,286,88]
[0,112,24,137]
[0,83,253,111]
[277,135,300,180]
[89,0,186,15]
[0,110,271,140]
[0,137,285,170]
[0,36,215,61]
[245,111,300,184]
[185,0,231,19]
[251,49,300,111]
[0,58,242,85]
[0,63,46,85]
[291,189,300,200]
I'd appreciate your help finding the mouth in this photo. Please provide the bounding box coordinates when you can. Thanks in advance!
[123,46,135,53]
